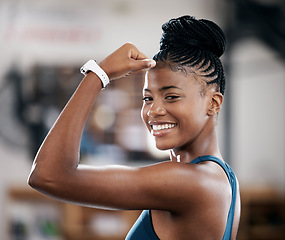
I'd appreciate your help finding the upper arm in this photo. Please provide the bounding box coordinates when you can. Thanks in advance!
[30,161,201,212]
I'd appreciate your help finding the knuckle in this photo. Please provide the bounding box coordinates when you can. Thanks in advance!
[124,42,133,48]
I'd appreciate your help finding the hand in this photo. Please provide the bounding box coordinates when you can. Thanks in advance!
[99,43,156,80]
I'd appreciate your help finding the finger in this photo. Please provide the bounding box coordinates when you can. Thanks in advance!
[130,59,156,72]
[143,59,156,68]
[128,45,148,60]
[135,51,148,60]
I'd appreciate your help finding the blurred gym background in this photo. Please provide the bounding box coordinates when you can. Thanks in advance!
[0,0,284,239]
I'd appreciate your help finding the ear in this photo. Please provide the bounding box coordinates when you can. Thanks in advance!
[208,92,223,116]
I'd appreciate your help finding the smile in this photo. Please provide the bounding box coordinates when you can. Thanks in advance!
[152,123,176,131]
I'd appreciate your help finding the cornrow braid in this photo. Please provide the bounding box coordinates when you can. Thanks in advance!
[153,15,226,95]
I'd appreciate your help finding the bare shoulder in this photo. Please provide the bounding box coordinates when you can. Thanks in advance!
[144,160,231,188]
[149,160,238,239]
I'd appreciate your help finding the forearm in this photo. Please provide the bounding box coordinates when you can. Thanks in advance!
[28,72,102,186]
[27,43,156,204]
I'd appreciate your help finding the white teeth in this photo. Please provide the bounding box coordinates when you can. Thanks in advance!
[152,124,176,131]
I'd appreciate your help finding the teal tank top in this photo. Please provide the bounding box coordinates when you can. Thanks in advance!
[125,155,237,240]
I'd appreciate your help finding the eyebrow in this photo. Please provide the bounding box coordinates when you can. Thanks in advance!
[144,85,183,92]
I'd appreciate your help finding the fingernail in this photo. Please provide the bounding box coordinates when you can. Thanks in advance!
[148,60,156,68]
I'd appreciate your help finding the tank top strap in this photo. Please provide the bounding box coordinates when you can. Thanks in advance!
[190,155,237,240]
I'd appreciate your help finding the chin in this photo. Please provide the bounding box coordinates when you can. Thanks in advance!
[155,142,173,151]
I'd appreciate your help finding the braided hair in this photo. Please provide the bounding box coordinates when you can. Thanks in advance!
[153,15,226,95]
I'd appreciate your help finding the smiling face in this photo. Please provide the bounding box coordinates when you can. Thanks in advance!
[141,65,220,152]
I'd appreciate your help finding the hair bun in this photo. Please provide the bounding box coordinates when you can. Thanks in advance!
[160,15,226,58]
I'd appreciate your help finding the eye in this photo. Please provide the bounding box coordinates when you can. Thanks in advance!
[142,96,153,103]
[165,95,180,101]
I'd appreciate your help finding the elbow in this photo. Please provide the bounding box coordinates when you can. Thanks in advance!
[27,162,41,189]
[27,170,44,191]
[27,165,55,193]
[28,171,62,201]
[27,162,72,199]
[27,170,40,189]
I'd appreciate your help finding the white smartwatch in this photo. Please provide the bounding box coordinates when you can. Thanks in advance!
[80,60,110,89]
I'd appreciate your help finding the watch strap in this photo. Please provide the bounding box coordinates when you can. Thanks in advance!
[80,60,110,89]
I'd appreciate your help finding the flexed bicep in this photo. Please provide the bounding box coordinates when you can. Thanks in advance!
[28,43,156,208]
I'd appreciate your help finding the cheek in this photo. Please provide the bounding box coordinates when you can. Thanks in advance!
[177,104,207,129]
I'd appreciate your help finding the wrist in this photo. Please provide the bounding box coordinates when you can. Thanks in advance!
[80,60,110,89]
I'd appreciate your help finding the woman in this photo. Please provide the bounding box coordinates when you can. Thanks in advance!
[28,15,240,239]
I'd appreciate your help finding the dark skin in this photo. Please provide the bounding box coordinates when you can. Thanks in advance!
[28,43,240,239]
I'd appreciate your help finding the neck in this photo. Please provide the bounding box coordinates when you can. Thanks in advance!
[169,123,222,163]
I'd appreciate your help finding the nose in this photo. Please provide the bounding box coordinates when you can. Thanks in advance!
[147,102,166,117]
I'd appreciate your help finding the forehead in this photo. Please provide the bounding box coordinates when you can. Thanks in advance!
[144,67,198,91]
